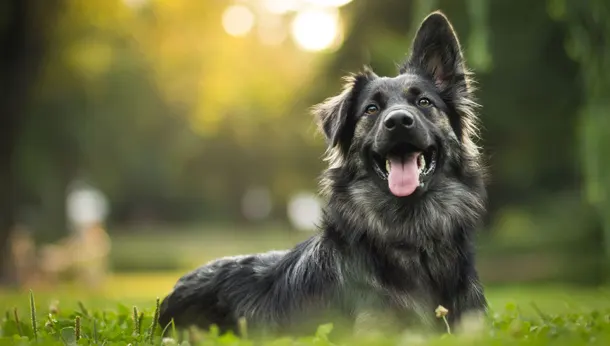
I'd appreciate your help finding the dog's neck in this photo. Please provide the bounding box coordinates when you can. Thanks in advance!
[322,201,433,253]
[319,160,487,246]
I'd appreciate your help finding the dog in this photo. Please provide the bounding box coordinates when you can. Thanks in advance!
[158,11,488,338]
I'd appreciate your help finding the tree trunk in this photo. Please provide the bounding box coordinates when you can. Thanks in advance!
[0,0,60,284]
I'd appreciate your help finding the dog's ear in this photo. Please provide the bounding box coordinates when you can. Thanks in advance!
[403,12,480,157]
[402,11,467,92]
[314,69,375,150]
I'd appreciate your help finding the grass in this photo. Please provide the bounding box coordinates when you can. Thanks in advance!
[2,282,610,345]
[2,224,610,344]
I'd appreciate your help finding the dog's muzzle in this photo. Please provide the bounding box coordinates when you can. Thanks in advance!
[371,110,438,197]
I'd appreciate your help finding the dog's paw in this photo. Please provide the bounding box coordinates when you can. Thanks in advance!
[454,310,487,338]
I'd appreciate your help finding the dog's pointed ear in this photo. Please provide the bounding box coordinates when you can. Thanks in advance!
[314,69,375,149]
[402,11,467,91]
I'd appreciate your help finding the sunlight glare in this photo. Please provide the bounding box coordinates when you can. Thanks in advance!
[263,0,303,14]
[291,9,340,52]
[303,0,353,8]
[222,5,255,37]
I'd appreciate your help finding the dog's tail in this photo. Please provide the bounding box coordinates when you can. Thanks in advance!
[158,272,226,331]
[158,283,193,329]
[159,288,185,328]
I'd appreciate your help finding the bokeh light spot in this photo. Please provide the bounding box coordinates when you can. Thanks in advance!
[291,9,340,52]
[263,0,303,14]
[222,5,255,37]
[303,0,353,8]
[287,192,322,231]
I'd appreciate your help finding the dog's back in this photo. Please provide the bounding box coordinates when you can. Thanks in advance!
[159,251,286,331]
[159,236,345,335]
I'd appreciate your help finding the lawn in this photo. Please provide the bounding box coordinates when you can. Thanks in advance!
[2,277,610,345]
[2,224,610,344]
[3,277,610,316]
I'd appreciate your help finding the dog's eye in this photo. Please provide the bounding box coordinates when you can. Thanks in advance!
[364,104,379,115]
[417,97,433,108]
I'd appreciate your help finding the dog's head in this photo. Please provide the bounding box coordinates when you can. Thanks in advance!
[315,11,482,201]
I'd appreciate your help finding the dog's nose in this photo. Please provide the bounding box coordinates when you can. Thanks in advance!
[384,111,415,130]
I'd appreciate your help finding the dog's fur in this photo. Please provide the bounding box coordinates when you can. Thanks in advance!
[158,11,487,337]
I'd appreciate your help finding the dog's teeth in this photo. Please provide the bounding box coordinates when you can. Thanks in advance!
[418,154,426,169]
[386,159,391,172]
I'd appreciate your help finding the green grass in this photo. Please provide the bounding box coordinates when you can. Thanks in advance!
[3,283,610,345]
[3,224,610,344]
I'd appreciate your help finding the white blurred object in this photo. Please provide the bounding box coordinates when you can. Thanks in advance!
[303,0,353,8]
[291,8,340,52]
[262,0,303,14]
[262,0,352,13]
[287,192,322,231]
[57,180,112,288]
[222,5,256,37]
[242,186,273,222]
[66,180,109,233]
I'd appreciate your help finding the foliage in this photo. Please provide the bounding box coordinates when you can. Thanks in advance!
[546,0,610,275]
[20,0,588,232]
[2,0,609,284]
[4,291,610,345]
[16,0,326,235]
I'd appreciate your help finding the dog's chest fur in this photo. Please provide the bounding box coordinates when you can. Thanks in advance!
[333,231,465,331]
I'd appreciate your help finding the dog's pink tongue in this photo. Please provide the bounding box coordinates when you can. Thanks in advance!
[388,154,419,197]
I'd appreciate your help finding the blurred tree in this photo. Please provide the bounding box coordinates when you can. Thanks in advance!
[548,0,610,279]
[1,0,606,285]
[0,0,61,283]
[13,0,327,229]
[130,1,324,221]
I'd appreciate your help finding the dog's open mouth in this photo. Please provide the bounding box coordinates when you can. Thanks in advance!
[372,143,437,197]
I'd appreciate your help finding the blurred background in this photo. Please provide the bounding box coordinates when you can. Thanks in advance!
[0,0,609,307]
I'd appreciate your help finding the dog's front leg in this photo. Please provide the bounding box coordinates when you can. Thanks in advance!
[449,276,487,335]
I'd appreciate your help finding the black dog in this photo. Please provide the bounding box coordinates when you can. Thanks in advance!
[159,11,487,337]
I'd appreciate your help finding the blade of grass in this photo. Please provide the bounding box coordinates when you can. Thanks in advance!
[147,297,160,343]
[30,290,38,341]
[75,316,81,340]
[78,301,90,318]
[160,318,174,339]
[133,306,140,336]
[93,318,99,344]
[138,312,144,336]
[530,302,550,322]
[13,307,23,336]
[171,318,177,341]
